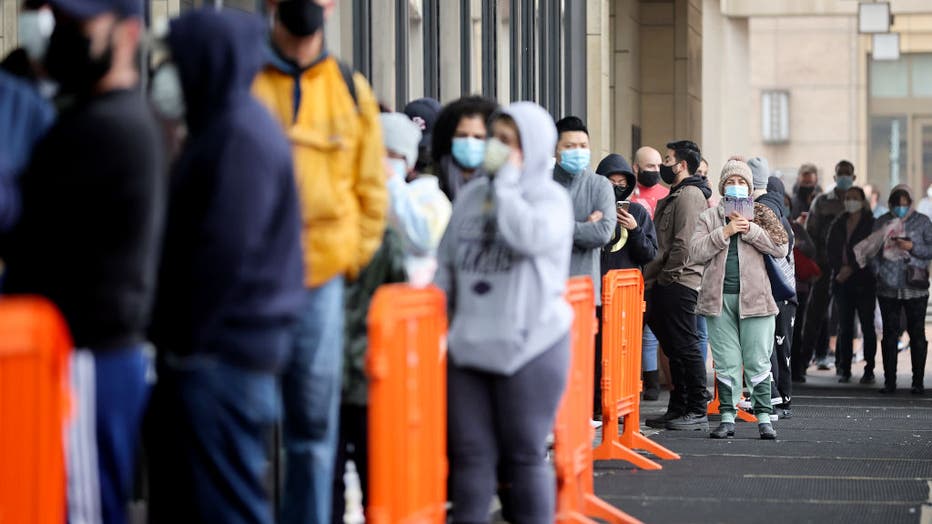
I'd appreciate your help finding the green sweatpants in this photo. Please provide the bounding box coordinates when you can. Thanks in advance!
[705,294,776,424]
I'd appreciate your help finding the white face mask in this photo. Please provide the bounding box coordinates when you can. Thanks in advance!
[149,63,186,121]
[17,9,55,61]
[844,200,864,214]
[482,137,513,174]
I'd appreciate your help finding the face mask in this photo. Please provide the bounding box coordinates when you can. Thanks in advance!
[835,175,854,191]
[659,163,678,185]
[388,158,408,180]
[149,62,186,121]
[451,137,486,170]
[45,22,113,95]
[613,184,629,202]
[797,186,815,201]
[18,10,55,61]
[637,170,660,187]
[845,200,863,214]
[724,185,749,198]
[893,206,910,218]
[277,0,324,37]
[482,137,511,174]
[559,148,591,175]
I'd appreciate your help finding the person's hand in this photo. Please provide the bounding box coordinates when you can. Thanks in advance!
[723,212,750,237]
[835,265,854,284]
[617,208,638,230]
[795,211,808,226]
[896,238,914,252]
[588,210,604,223]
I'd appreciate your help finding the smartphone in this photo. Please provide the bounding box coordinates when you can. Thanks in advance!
[723,196,754,220]
[616,201,630,212]
[893,236,912,242]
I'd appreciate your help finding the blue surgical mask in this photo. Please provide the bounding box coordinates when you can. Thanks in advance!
[835,175,854,191]
[559,148,591,175]
[451,137,486,169]
[893,206,909,218]
[387,158,408,180]
[724,185,749,198]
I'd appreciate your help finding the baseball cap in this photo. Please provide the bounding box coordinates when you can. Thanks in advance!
[49,0,142,19]
[403,97,441,148]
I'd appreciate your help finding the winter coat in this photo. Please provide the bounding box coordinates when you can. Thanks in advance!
[826,210,875,293]
[595,154,657,273]
[643,176,712,290]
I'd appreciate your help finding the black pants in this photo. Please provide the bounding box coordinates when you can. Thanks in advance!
[771,300,796,405]
[801,271,834,362]
[791,289,809,378]
[835,285,877,376]
[331,405,369,524]
[877,295,929,389]
[646,283,707,415]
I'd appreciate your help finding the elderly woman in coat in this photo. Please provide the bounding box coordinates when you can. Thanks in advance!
[689,160,789,440]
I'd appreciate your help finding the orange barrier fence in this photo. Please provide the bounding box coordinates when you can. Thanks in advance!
[366,284,448,524]
[0,296,72,524]
[594,270,679,469]
[555,277,641,524]
[707,366,758,423]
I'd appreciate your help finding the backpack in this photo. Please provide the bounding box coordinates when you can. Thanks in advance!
[337,60,358,110]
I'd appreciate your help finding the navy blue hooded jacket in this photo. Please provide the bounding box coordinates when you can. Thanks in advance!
[149,9,304,371]
[596,153,657,275]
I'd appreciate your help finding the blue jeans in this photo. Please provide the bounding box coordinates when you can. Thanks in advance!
[68,347,150,524]
[146,354,278,524]
[282,277,345,524]
[697,315,709,363]
[642,325,658,372]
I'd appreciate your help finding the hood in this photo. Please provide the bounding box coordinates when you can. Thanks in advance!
[168,8,265,130]
[596,153,636,200]
[673,175,713,200]
[757,175,788,218]
[501,102,557,185]
[747,156,770,191]
[890,183,914,208]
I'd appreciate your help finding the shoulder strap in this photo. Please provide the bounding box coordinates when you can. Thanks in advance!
[337,60,358,109]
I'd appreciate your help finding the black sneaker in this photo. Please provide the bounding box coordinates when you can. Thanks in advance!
[665,413,709,431]
[859,372,875,385]
[759,423,777,440]
[645,411,681,429]
[838,374,851,383]
[879,385,897,394]
[709,422,735,439]
[779,408,793,419]
[911,385,925,395]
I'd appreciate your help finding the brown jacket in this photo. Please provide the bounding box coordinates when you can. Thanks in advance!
[690,202,789,318]
[644,181,710,290]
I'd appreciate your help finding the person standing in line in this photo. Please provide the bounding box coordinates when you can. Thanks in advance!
[595,153,658,405]
[145,9,304,523]
[643,140,712,431]
[1,0,164,521]
[791,163,822,221]
[631,146,669,216]
[435,101,574,523]
[690,160,788,440]
[252,1,388,522]
[431,95,499,201]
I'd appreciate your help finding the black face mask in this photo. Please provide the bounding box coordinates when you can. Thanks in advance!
[659,163,678,185]
[277,0,324,37]
[45,22,113,95]
[797,186,815,202]
[637,170,660,187]
[613,184,629,202]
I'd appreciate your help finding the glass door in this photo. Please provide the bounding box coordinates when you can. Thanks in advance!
[912,117,932,198]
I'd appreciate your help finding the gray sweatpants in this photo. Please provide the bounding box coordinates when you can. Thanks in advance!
[447,333,570,524]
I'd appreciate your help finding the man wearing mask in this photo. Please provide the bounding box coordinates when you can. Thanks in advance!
[800,160,856,373]
[632,146,669,217]
[643,140,712,431]
[431,95,499,201]
[791,163,821,221]
[252,1,388,523]
[0,0,164,522]
[553,116,617,306]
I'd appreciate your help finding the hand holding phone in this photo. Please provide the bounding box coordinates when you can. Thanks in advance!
[616,201,630,211]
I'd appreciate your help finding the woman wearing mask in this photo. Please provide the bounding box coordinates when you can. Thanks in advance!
[689,160,789,440]
[434,102,574,522]
[856,185,932,394]
[826,187,876,384]
[431,96,498,201]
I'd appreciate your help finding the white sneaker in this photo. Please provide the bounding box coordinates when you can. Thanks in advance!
[738,399,752,410]
[590,419,603,429]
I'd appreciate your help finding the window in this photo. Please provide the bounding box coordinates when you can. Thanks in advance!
[869,115,908,196]
[871,58,908,98]
[761,90,790,144]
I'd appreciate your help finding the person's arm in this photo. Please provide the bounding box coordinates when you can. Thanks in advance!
[627,205,658,266]
[573,176,617,250]
[494,164,574,257]
[660,187,706,284]
[908,215,932,261]
[351,74,389,277]
[741,208,789,259]
[387,173,433,256]
[688,210,729,265]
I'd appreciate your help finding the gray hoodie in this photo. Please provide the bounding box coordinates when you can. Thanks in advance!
[434,102,575,375]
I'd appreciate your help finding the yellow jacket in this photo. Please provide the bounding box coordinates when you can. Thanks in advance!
[253,55,387,287]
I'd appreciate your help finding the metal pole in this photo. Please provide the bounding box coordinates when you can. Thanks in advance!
[424,0,441,100]
[395,0,410,110]
[460,0,471,95]
[563,0,586,121]
[510,0,520,102]
[481,0,497,100]
[521,0,536,102]
[352,0,371,80]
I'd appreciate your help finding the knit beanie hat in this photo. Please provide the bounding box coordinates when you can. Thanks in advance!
[747,156,770,191]
[718,160,753,196]
[380,112,422,170]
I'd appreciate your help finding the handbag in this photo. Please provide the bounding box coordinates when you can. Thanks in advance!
[793,247,822,281]
[906,264,930,289]
[765,254,796,301]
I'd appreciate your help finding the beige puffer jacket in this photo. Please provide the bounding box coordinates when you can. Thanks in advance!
[690,203,789,318]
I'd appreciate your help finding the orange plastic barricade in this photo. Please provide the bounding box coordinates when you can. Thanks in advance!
[707,366,758,423]
[366,284,448,524]
[555,277,641,524]
[0,296,72,524]
[594,270,679,469]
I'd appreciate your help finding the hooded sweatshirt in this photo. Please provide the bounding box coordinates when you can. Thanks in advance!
[434,102,574,375]
[149,9,304,372]
[643,175,713,290]
[756,176,797,303]
[553,160,616,305]
[595,154,657,274]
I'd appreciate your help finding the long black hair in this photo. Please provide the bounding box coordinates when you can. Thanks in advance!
[431,96,498,165]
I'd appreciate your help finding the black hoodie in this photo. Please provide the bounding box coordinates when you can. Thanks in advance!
[149,9,304,372]
[595,154,658,274]
[756,176,798,303]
